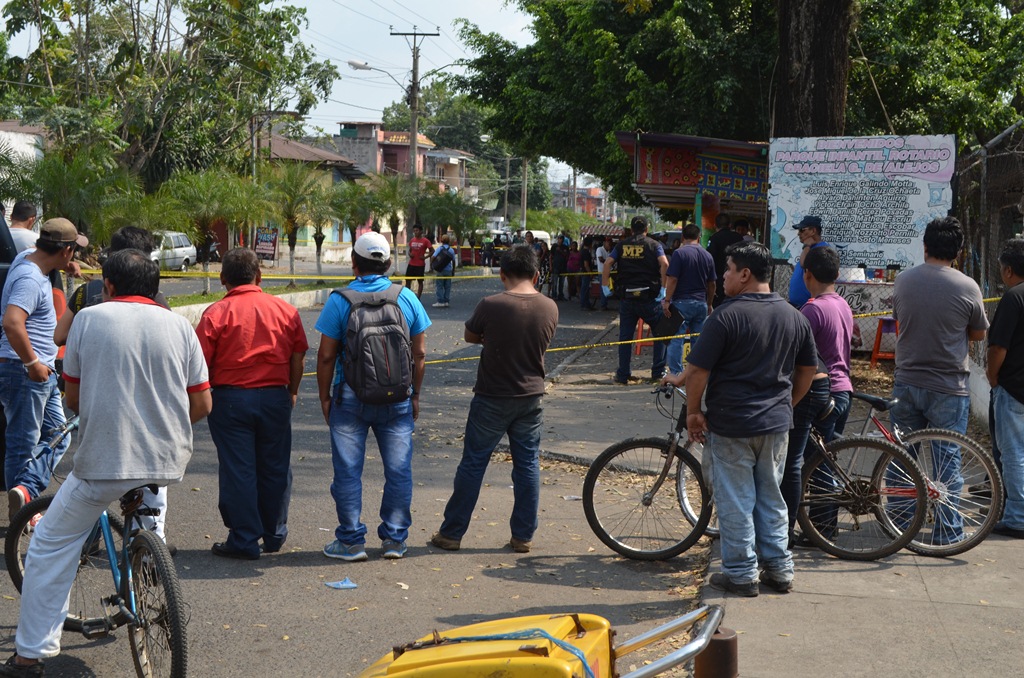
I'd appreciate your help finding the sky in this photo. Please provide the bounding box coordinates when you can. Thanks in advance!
[297,0,572,183]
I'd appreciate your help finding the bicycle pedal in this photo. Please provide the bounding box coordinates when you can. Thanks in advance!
[135,507,161,517]
[80,618,111,640]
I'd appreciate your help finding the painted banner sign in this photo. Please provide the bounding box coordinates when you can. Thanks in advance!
[255,226,278,261]
[768,135,955,271]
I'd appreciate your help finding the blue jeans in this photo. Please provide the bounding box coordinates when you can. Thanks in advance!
[550,273,565,299]
[616,297,667,381]
[890,382,970,540]
[439,395,543,542]
[666,298,708,375]
[781,378,830,532]
[706,431,792,583]
[329,383,414,544]
[818,390,852,442]
[209,387,293,556]
[0,364,68,497]
[993,386,1024,530]
[435,274,452,304]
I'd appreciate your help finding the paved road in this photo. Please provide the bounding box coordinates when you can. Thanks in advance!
[0,274,705,677]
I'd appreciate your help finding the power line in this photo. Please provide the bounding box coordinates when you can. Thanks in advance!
[325,0,391,27]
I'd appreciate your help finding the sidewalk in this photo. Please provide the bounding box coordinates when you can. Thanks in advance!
[541,318,1024,677]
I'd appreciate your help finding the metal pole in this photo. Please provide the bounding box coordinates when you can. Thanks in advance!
[503,156,510,228]
[520,157,528,231]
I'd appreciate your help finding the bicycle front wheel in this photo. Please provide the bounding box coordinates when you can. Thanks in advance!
[5,496,126,633]
[128,529,188,678]
[902,428,1003,557]
[583,438,711,560]
[798,436,927,561]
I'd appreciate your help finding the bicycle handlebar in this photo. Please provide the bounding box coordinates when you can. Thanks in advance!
[651,384,686,399]
[45,415,80,450]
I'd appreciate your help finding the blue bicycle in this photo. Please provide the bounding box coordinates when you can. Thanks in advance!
[5,416,188,677]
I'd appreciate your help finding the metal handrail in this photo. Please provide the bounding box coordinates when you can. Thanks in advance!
[617,605,725,678]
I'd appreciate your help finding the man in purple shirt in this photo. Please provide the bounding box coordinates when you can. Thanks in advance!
[800,245,854,439]
[661,223,716,375]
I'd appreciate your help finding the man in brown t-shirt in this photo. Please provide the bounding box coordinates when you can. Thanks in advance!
[431,245,558,554]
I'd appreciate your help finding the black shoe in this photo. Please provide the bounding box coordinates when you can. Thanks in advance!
[759,571,794,593]
[992,523,1024,539]
[211,542,260,560]
[0,655,43,677]
[708,572,758,597]
[262,541,284,554]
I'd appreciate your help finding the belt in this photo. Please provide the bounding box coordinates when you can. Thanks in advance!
[213,385,288,390]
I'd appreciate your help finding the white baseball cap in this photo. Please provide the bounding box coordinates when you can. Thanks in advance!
[353,232,391,260]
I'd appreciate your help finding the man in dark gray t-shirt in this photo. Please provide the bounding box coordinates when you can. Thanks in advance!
[891,216,988,545]
[432,245,558,554]
[664,242,816,597]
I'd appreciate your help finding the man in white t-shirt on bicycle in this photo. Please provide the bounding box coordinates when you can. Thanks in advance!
[1,250,211,676]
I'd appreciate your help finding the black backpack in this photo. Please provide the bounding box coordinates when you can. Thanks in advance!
[430,246,454,273]
[335,285,414,405]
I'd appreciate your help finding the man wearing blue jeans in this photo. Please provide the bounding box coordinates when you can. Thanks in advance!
[431,245,558,553]
[664,242,816,597]
[602,216,669,384]
[0,219,86,521]
[661,223,715,375]
[316,233,430,561]
[891,217,988,545]
[431,234,455,308]
[986,238,1024,538]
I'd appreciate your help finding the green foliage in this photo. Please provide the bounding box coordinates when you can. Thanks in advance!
[21,144,137,236]
[455,0,1023,202]
[417,188,484,244]
[364,173,415,249]
[847,0,1024,148]
[2,0,338,186]
[330,180,374,244]
[524,208,593,241]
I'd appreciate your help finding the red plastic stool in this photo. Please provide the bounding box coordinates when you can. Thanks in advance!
[870,316,899,368]
[634,319,653,355]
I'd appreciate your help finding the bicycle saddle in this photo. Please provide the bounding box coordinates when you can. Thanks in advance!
[851,392,898,412]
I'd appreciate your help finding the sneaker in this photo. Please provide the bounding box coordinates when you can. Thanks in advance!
[429,532,461,551]
[382,539,407,559]
[431,302,445,308]
[992,522,1024,539]
[0,654,44,677]
[508,537,532,553]
[758,571,794,594]
[24,514,42,534]
[612,375,643,385]
[323,540,368,561]
[8,486,30,522]
[708,572,758,597]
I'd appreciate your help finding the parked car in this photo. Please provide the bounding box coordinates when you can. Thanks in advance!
[151,231,197,271]
[651,229,684,250]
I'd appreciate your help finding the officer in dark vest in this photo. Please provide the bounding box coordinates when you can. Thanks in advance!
[601,216,669,384]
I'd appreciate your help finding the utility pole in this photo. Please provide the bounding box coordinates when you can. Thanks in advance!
[391,26,439,230]
[571,167,578,213]
[520,158,529,232]
[503,156,511,228]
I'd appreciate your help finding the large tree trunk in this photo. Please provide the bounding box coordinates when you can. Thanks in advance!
[773,0,856,137]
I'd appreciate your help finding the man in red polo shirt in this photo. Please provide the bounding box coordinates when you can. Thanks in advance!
[196,248,308,560]
[405,223,432,299]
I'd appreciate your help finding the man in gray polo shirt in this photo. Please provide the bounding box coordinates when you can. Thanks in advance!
[1,250,211,675]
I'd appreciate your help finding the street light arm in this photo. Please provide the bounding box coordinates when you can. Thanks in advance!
[346,60,406,91]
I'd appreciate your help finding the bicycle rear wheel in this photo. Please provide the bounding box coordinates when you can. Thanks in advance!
[797,436,927,561]
[583,438,711,560]
[5,496,126,633]
[678,441,719,538]
[902,429,1003,557]
[128,529,188,678]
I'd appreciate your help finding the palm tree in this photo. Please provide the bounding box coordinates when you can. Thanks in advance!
[330,180,373,248]
[419,189,485,263]
[365,173,414,269]
[265,161,334,286]
[159,168,238,294]
[23,144,136,238]
[224,175,275,258]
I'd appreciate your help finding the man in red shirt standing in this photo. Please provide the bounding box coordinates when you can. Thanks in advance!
[405,223,433,299]
[196,248,309,560]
